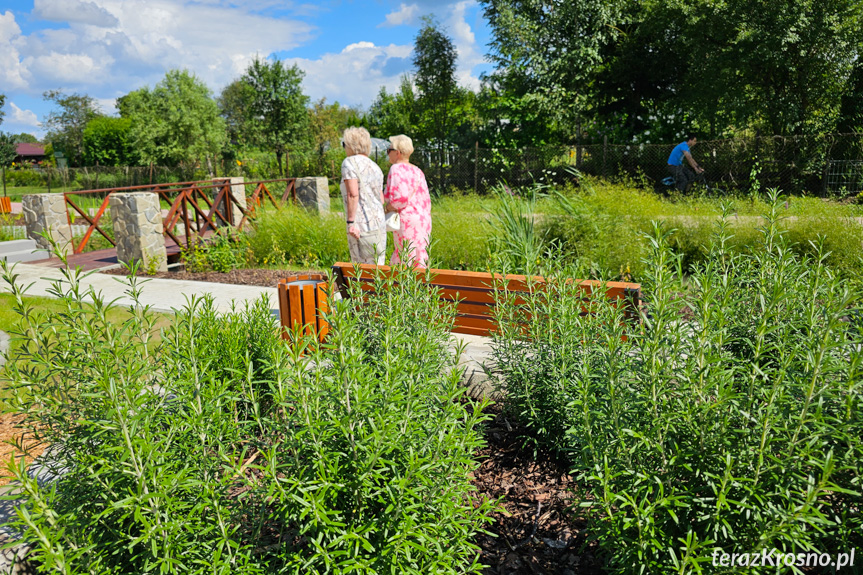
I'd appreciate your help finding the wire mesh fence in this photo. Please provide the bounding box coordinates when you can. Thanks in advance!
[410,133,863,196]
[4,133,862,198]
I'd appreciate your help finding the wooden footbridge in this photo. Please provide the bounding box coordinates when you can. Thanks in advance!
[30,178,297,271]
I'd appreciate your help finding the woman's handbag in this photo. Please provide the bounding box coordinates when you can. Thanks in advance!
[384,210,401,232]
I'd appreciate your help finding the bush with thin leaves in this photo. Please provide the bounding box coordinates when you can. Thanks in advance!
[491,190,863,573]
[0,255,494,574]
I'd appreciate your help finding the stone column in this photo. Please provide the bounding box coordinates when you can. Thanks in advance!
[22,194,72,255]
[295,177,330,213]
[110,192,168,272]
[212,177,247,226]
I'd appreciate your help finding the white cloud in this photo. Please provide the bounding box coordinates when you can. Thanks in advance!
[380,3,420,27]
[444,1,483,90]
[288,42,414,108]
[34,0,119,27]
[0,11,30,90]
[6,0,316,96]
[9,102,40,127]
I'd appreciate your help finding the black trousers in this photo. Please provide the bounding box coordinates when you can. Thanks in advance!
[668,164,694,192]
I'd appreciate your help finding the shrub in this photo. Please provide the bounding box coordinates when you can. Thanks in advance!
[246,204,348,268]
[5,169,45,187]
[0,257,494,574]
[491,192,863,573]
[181,227,253,272]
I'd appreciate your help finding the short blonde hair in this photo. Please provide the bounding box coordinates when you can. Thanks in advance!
[388,134,414,159]
[342,127,371,155]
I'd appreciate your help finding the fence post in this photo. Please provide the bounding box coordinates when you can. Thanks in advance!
[602,135,608,178]
[474,141,479,193]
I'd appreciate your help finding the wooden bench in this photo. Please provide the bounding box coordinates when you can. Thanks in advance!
[327,262,641,337]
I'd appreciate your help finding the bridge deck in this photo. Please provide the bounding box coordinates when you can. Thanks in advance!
[28,237,188,271]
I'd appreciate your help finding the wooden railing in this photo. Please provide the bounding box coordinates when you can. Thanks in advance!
[62,178,296,253]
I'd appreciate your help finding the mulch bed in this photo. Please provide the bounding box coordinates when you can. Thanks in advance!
[474,405,603,574]
[102,267,325,288]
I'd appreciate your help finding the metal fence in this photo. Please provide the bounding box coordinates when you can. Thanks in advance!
[5,133,862,197]
[411,133,863,196]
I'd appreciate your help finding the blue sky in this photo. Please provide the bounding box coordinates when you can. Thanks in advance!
[0,0,493,137]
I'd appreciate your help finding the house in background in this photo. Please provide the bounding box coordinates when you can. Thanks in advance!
[14,143,47,165]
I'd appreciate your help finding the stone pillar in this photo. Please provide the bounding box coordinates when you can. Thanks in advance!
[22,194,72,255]
[212,177,247,226]
[110,192,168,272]
[295,177,330,213]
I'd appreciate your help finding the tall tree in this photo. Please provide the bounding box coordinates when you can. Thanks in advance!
[83,117,135,166]
[12,133,39,144]
[119,70,226,170]
[480,0,628,141]
[242,57,309,175]
[365,76,417,139]
[0,94,6,127]
[308,98,359,156]
[42,90,103,166]
[218,79,256,153]
[412,18,458,147]
[0,132,17,197]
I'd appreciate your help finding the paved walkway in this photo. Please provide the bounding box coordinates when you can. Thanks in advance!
[0,263,278,314]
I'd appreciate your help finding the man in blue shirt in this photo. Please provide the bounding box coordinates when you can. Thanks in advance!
[667,135,704,192]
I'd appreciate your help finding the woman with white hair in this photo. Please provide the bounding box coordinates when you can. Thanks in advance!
[384,134,431,267]
[340,127,386,265]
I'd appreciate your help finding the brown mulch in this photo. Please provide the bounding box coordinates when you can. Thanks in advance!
[102,267,325,288]
[474,405,604,575]
[0,413,44,487]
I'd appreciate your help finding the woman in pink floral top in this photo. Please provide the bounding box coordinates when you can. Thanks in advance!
[384,135,431,267]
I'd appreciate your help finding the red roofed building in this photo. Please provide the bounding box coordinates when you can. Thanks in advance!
[15,143,47,164]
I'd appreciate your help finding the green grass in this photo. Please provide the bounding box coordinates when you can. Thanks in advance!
[0,293,173,399]
[241,180,863,279]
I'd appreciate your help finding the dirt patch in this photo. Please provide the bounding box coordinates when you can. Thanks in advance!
[474,405,603,574]
[102,268,326,288]
[0,413,43,487]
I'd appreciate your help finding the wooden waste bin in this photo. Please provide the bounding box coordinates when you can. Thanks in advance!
[0,197,10,214]
[277,274,329,341]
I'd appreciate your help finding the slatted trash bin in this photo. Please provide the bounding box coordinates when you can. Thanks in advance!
[0,197,11,214]
[277,274,329,341]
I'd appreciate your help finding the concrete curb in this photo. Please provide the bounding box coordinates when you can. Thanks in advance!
[0,331,9,369]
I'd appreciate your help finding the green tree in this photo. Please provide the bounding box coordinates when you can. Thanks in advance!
[42,90,103,166]
[365,77,417,139]
[412,18,458,147]
[308,98,360,156]
[12,133,39,144]
[0,132,17,197]
[218,79,256,153]
[119,70,226,170]
[480,0,628,140]
[83,116,135,166]
[0,93,6,127]
[242,57,309,175]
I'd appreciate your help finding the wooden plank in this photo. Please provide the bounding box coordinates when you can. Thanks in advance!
[302,284,316,336]
[316,283,329,340]
[277,281,291,340]
[288,284,302,332]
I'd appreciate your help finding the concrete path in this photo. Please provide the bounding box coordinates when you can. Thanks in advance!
[0,263,278,314]
[0,263,497,397]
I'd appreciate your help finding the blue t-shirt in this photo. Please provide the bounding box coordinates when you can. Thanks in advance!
[668,141,690,166]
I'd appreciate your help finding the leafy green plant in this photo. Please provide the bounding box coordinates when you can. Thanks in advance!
[0,251,495,574]
[180,227,252,273]
[491,190,863,573]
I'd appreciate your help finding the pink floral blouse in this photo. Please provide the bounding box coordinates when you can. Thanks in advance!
[384,163,431,267]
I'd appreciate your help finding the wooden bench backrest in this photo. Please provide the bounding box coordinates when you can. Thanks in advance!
[331,262,641,337]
